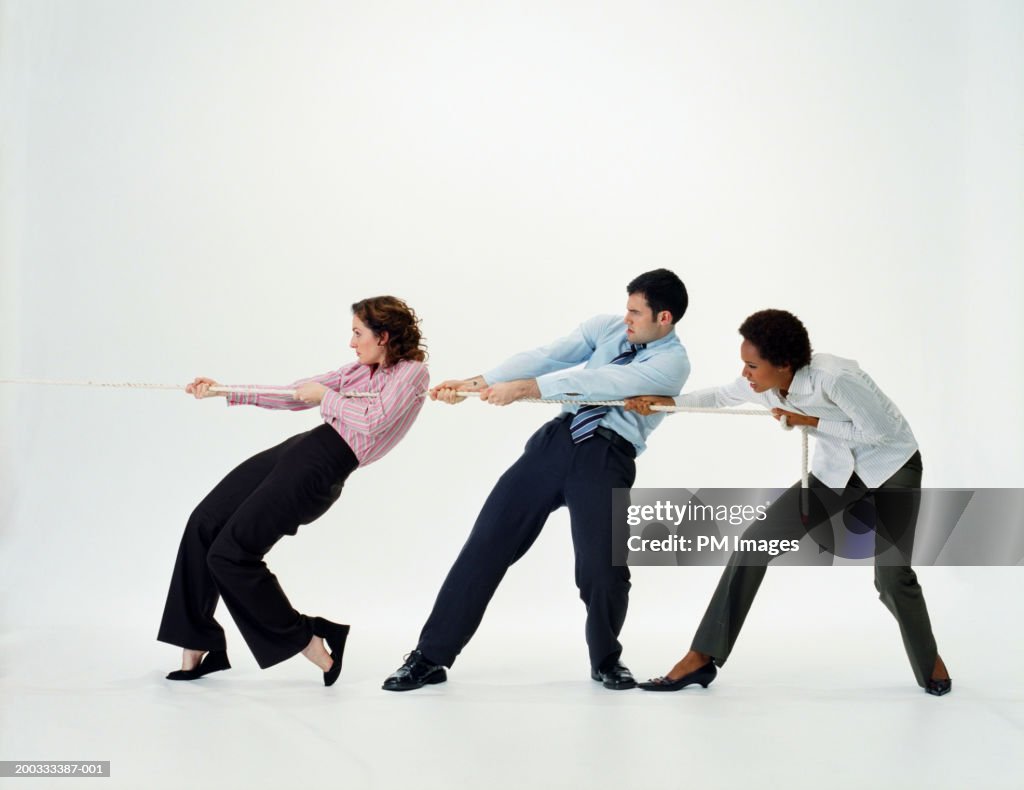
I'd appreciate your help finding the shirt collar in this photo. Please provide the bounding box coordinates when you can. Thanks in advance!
[786,364,813,396]
[629,327,678,353]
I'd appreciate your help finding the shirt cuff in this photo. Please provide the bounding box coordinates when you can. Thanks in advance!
[813,419,845,439]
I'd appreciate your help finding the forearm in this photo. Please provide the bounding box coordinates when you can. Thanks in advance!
[461,374,489,389]
[480,378,541,405]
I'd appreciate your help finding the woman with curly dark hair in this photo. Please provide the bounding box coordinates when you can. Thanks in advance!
[157,295,429,686]
[625,309,951,696]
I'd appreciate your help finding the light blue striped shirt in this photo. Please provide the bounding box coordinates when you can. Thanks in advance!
[485,314,690,455]
[675,353,918,488]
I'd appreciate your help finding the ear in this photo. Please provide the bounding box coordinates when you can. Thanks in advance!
[657,309,672,326]
[377,330,389,345]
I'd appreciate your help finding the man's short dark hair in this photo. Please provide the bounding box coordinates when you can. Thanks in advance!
[739,309,813,371]
[627,269,688,324]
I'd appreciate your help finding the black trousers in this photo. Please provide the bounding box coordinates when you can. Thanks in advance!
[417,415,637,672]
[691,451,940,687]
[157,424,358,668]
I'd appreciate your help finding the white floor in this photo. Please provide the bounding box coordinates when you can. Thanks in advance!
[2,614,1022,790]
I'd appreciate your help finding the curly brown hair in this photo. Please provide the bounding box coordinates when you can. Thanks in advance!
[739,309,812,371]
[351,296,427,366]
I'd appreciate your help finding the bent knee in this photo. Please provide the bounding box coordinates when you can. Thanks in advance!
[185,505,227,544]
[205,546,230,578]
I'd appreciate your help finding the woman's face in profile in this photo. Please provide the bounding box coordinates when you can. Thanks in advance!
[740,339,790,393]
[350,315,387,366]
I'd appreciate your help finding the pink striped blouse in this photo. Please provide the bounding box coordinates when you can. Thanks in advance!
[225,359,429,467]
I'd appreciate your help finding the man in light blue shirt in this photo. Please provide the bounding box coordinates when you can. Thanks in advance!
[383,269,690,691]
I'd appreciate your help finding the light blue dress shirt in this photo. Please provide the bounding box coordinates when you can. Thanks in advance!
[484,314,690,455]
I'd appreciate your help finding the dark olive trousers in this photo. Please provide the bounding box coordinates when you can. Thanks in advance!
[692,452,940,687]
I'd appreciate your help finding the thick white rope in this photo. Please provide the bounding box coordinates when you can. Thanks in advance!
[778,413,811,489]
[0,378,374,398]
[452,390,771,415]
[465,392,810,489]
[2,377,810,486]
[1,378,190,391]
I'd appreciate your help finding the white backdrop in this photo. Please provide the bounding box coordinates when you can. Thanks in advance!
[1,0,1022,672]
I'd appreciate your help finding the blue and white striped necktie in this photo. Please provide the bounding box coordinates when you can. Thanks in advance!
[569,343,645,444]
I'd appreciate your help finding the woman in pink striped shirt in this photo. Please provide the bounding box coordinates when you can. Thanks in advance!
[157,296,429,686]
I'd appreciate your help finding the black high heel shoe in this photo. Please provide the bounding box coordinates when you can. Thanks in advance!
[926,677,952,696]
[638,660,717,692]
[166,649,231,681]
[313,617,350,687]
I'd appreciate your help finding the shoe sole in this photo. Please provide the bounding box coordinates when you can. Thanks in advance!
[637,681,713,692]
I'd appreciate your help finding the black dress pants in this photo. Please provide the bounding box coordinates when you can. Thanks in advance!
[691,451,940,687]
[157,424,358,668]
[417,415,637,672]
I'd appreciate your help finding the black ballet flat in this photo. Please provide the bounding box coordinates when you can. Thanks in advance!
[926,677,952,696]
[638,661,717,692]
[166,649,231,681]
[313,617,350,687]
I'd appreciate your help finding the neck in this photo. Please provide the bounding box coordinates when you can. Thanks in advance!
[778,371,794,397]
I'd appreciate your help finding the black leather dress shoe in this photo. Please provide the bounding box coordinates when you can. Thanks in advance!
[591,661,637,690]
[926,677,952,696]
[638,660,717,691]
[382,650,447,692]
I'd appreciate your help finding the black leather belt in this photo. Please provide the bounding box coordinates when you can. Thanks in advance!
[594,425,637,458]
